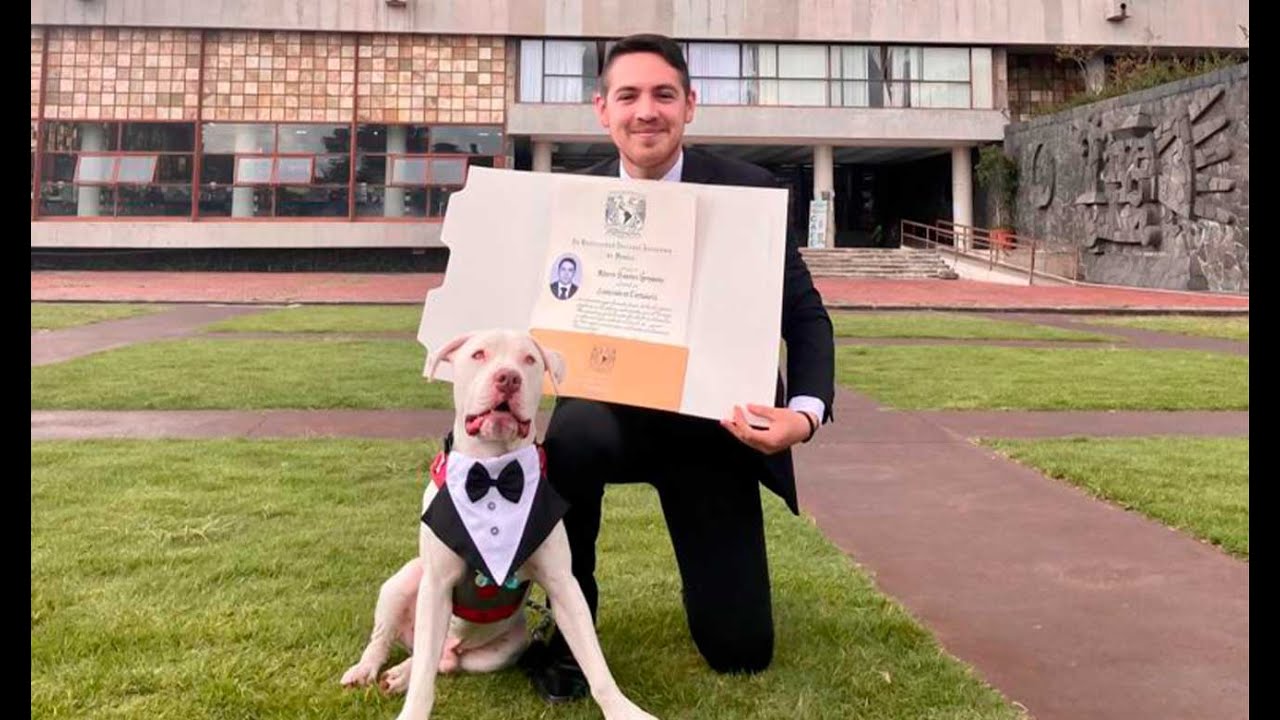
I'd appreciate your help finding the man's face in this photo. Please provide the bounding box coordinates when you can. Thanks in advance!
[558,261,575,285]
[593,51,696,176]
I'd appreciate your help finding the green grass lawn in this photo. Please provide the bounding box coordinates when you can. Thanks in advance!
[31,439,1022,720]
[983,437,1248,559]
[830,312,1112,342]
[32,302,168,331]
[836,345,1248,410]
[203,305,420,334]
[30,338,450,410]
[1078,315,1249,342]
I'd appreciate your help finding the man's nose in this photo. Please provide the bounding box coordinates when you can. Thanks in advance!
[635,94,658,120]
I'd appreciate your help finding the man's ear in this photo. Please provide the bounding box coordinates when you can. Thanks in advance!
[426,332,473,381]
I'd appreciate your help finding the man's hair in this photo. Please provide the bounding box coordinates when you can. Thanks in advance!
[559,257,577,270]
[598,33,691,96]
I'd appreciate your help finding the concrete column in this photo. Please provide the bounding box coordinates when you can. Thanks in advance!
[811,144,834,248]
[231,124,259,218]
[384,125,407,217]
[532,140,553,173]
[1086,55,1107,94]
[76,124,106,217]
[951,146,974,250]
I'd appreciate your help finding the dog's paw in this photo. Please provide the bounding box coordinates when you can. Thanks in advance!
[380,659,413,695]
[438,649,460,674]
[341,661,381,688]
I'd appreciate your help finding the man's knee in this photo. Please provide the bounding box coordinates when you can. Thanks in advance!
[543,399,623,485]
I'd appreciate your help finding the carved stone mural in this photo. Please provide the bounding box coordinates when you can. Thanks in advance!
[1006,63,1248,292]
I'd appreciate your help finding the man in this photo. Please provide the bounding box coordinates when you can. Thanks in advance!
[551,257,580,300]
[520,33,835,701]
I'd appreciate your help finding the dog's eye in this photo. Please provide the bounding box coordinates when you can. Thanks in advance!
[471,349,486,361]
[524,354,537,365]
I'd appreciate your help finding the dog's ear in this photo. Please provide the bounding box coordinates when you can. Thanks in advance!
[529,337,566,395]
[427,332,473,381]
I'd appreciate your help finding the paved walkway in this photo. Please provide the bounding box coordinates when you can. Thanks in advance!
[29,277,1249,720]
[33,271,1251,312]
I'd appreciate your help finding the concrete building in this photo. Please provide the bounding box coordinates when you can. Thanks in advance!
[30,1,1249,255]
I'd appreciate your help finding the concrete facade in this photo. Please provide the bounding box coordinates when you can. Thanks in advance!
[33,1,1250,50]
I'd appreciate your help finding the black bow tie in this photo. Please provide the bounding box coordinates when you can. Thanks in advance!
[466,460,524,503]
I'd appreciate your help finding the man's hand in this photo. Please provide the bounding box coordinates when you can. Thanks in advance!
[720,404,816,455]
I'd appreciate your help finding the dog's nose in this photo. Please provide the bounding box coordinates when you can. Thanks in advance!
[494,369,522,394]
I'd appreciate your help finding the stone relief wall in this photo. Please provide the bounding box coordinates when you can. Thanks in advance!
[1006,63,1248,292]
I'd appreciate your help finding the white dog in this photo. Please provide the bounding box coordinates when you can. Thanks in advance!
[341,329,656,720]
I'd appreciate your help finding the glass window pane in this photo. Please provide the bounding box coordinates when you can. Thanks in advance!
[155,154,194,183]
[121,123,195,151]
[741,44,777,78]
[778,45,828,79]
[76,155,117,183]
[201,154,235,184]
[833,46,873,80]
[970,48,993,109]
[355,154,387,184]
[278,124,350,153]
[274,157,314,183]
[429,126,503,155]
[520,39,544,102]
[314,155,350,184]
[429,158,467,185]
[836,80,870,107]
[886,47,924,82]
[236,157,274,183]
[44,122,118,152]
[778,79,828,106]
[692,78,743,105]
[116,155,158,183]
[544,40,597,78]
[916,82,971,108]
[746,78,779,105]
[275,186,349,217]
[40,183,115,216]
[118,184,192,216]
[198,185,272,217]
[391,157,428,185]
[355,185,430,218]
[356,124,389,153]
[41,154,77,182]
[202,123,275,153]
[922,47,970,82]
[687,43,739,78]
[543,76,591,103]
[427,187,454,217]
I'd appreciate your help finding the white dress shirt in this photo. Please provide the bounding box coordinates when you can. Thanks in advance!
[619,150,826,428]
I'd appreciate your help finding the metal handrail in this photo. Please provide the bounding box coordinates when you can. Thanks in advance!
[899,218,1082,285]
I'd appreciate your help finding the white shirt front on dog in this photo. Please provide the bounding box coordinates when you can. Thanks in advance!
[442,444,542,586]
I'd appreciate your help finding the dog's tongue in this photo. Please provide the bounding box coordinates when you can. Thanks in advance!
[465,412,488,436]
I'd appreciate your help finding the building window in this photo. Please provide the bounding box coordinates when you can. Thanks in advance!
[520,39,602,102]
[199,123,352,218]
[354,124,502,219]
[517,38,980,110]
[39,122,195,217]
[831,46,973,108]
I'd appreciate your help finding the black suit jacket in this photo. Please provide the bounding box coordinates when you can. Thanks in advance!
[550,282,579,299]
[583,147,835,515]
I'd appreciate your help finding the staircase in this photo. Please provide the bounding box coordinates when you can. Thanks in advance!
[798,247,959,280]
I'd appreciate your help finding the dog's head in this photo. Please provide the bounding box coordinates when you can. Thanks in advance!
[427,330,566,447]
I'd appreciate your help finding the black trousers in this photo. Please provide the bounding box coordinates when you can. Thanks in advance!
[542,397,774,674]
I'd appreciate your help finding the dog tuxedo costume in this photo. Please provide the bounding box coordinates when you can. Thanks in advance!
[422,436,569,622]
